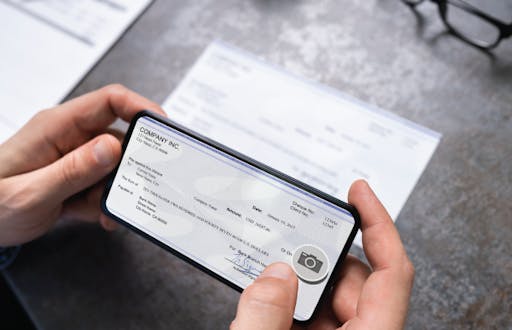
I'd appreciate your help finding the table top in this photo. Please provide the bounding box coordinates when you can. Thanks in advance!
[3,0,511,329]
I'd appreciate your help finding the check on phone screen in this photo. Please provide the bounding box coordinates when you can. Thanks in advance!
[102,111,360,322]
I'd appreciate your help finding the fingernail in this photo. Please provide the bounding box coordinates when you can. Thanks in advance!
[261,263,294,280]
[93,139,114,166]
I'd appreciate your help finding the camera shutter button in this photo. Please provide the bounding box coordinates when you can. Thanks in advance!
[291,244,330,284]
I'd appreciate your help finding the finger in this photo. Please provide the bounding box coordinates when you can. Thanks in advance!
[348,180,408,271]
[347,180,414,329]
[104,127,126,142]
[30,134,121,204]
[231,263,298,330]
[59,157,120,232]
[61,179,119,231]
[0,85,166,177]
[48,84,167,153]
[331,255,371,322]
[60,183,102,217]
[60,84,166,129]
[100,214,119,231]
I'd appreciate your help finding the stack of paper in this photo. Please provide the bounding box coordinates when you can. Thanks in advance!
[162,42,441,246]
[0,0,153,142]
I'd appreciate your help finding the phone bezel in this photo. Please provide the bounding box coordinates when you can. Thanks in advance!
[101,110,361,324]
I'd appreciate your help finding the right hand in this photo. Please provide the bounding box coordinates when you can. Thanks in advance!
[231,180,415,330]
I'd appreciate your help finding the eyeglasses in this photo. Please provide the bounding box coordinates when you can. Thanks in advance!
[402,0,512,49]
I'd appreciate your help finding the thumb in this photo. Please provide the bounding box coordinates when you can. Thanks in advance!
[33,134,121,203]
[231,263,298,330]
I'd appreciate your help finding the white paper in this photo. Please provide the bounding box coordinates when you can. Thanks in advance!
[162,42,441,247]
[0,0,152,142]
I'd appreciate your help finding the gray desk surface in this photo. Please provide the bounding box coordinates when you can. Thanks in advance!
[3,0,511,329]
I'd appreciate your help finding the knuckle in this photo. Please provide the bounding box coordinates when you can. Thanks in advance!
[103,83,128,96]
[0,180,38,213]
[333,294,357,320]
[31,108,52,123]
[402,258,415,280]
[229,320,242,330]
[60,151,84,186]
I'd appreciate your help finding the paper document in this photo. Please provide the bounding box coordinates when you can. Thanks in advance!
[0,0,152,142]
[162,42,441,246]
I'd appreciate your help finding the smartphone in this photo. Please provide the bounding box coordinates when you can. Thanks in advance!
[101,111,360,323]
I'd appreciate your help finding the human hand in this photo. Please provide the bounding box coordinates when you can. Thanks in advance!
[231,180,415,330]
[0,85,166,246]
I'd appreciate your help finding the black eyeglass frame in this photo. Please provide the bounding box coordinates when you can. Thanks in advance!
[403,0,512,49]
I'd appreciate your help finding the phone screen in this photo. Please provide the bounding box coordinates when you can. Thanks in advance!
[102,112,359,322]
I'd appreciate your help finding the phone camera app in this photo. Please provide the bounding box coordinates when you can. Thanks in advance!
[297,252,323,273]
[292,244,329,284]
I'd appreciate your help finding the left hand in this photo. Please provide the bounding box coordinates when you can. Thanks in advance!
[0,84,166,246]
